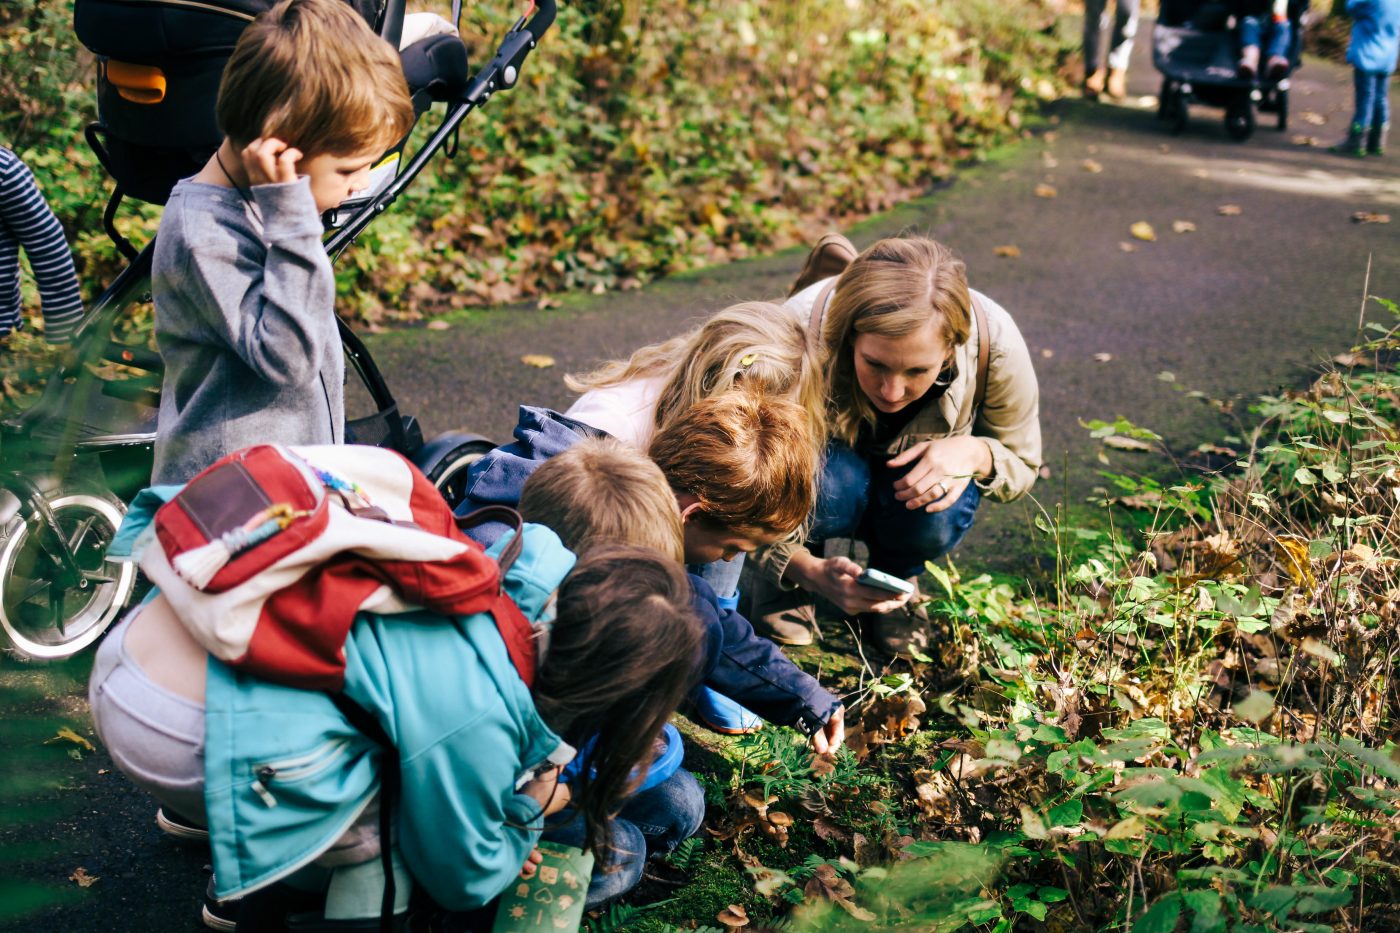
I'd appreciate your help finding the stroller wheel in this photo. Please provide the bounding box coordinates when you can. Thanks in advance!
[416,432,498,511]
[0,487,137,660]
[1225,101,1256,141]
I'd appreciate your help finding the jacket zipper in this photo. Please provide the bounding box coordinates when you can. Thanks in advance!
[249,737,352,807]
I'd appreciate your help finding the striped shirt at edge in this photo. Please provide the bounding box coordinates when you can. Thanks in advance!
[1,147,85,342]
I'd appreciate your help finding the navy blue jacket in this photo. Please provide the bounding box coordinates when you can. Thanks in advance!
[459,406,840,735]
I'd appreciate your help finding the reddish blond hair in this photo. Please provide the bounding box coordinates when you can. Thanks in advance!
[647,389,815,538]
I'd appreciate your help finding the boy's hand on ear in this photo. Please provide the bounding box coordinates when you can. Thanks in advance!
[241,137,303,187]
[519,847,544,879]
[811,705,845,755]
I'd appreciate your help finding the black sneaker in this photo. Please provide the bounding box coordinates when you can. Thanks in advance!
[203,874,239,932]
[156,807,210,844]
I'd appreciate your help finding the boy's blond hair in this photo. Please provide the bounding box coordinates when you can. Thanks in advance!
[519,438,685,564]
[216,0,415,156]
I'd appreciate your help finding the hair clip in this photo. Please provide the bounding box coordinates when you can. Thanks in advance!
[739,353,758,369]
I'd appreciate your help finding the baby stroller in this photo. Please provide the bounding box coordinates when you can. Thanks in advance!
[0,0,556,659]
[1154,0,1309,140]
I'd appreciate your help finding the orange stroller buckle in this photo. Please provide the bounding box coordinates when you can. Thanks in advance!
[107,60,167,104]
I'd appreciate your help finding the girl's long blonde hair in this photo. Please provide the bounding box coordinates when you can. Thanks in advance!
[566,301,828,452]
[823,237,972,447]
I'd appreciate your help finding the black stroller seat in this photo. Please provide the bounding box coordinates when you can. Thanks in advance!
[1153,1,1310,140]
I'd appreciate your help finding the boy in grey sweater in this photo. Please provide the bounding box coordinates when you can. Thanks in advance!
[151,0,415,484]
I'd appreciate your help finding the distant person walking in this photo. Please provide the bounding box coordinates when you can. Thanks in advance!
[0,147,85,344]
[1083,0,1140,99]
[1331,0,1400,156]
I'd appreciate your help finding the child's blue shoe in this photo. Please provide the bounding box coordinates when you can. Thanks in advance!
[691,687,761,735]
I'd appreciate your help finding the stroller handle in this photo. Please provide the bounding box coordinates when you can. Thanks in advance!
[324,0,556,258]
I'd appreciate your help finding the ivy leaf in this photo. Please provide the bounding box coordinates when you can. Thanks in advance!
[1134,893,1182,933]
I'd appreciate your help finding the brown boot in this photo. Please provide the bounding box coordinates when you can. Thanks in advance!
[747,576,817,646]
[1106,67,1128,99]
[861,584,932,659]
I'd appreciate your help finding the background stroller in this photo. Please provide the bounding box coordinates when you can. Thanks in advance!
[0,0,555,659]
[1155,0,1310,140]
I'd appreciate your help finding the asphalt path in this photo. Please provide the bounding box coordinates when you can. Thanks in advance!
[4,36,1399,933]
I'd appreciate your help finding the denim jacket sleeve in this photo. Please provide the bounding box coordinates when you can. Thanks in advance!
[690,575,840,733]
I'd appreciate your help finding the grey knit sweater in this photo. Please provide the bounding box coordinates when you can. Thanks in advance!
[151,176,343,485]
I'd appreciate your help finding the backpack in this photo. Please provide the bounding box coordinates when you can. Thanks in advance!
[789,233,991,412]
[141,443,538,690]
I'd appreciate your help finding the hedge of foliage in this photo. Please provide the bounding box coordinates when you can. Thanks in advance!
[0,0,1070,328]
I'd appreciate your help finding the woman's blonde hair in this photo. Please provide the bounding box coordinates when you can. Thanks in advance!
[566,301,827,452]
[648,389,815,539]
[216,0,414,156]
[519,438,685,564]
[823,237,972,447]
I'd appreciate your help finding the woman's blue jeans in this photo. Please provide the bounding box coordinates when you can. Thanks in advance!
[811,442,982,580]
[540,768,705,908]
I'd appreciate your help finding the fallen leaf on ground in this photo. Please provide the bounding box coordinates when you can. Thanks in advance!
[1081,158,1104,173]
[425,320,451,331]
[1093,352,1113,362]
[993,245,1021,258]
[1039,348,1054,358]
[46,727,95,752]
[519,354,555,368]
[1034,183,1058,198]
[1172,220,1196,233]
[1118,242,1137,252]
[465,223,492,238]
[535,296,561,310]
[1042,153,1060,168]
[1217,204,1243,216]
[1300,111,1326,125]
[1351,211,1391,224]
[1291,135,1319,146]
[1130,221,1156,241]
[1104,435,1153,451]
[70,867,99,887]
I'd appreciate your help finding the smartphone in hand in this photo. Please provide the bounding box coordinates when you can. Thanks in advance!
[855,567,916,596]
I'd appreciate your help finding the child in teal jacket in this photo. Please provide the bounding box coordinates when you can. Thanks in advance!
[92,515,703,926]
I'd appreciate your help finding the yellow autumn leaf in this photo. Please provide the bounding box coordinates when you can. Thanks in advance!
[520,354,556,368]
[1217,204,1243,216]
[1172,220,1196,234]
[46,727,95,752]
[1274,536,1316,595]
[1081,158,1104,173]
[1130,221,1156,241]
[1034,183,1058,198]
[993,245,1021,258]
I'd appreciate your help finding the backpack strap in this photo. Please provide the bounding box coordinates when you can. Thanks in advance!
[328,693,399,933]
[453,505,538,686]
[789,232,857,297]
[807,277,838,355]
[971,293,990,412]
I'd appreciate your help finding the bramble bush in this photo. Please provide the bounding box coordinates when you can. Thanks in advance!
[628,294,1400,932]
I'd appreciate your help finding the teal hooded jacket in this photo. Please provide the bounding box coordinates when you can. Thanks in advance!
[201,524,577,909]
